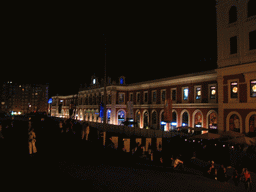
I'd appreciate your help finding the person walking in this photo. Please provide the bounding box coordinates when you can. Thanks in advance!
[217,164,227,182]
[232,169,240,186]
[85,124,90,141]
[208,161,217,180]
[81,123,90,140]
[28,128,37,155]
[243,168,252,191]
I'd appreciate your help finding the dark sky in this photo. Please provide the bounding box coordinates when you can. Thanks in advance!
[2,1,217,98]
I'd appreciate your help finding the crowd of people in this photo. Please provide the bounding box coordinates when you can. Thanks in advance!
[0,116,254,190]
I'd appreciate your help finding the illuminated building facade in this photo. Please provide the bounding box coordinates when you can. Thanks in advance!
[51,72,218,131]
[0,81,49,115]
[216,0,256,134]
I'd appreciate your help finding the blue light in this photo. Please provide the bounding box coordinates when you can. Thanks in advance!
[171,122,177,126]
[161,121,166,125]
[182,123,187,127]
[120,78,124,85]
[48,98,53,104]
[99,102,104,118]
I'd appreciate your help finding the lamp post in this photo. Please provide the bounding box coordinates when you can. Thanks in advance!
[103,34,107,127]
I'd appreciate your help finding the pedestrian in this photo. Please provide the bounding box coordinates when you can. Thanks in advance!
[208,161,217,180]
[81,123,88,140]
[173,156,184,171]
[233,169,240,186]
[28,128,37,155]
[243,168,252,191]
[59,120,64,133]
[217,164,227,182]
[85,124,90,141]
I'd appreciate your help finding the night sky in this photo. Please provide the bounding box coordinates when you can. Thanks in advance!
[2,1,217,98]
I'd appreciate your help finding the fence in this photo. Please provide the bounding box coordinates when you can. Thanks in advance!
[84,121,188,138]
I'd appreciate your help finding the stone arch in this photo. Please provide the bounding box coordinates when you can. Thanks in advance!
[192,109,203,128]
[206,110,218,129]
[226,111,243,133]
[107,109,111,124]
[151,110,158,129]
[159,109,165,124]
[135,109,141,128]
[245,111,256,133]
[117,109,126,125]
[180,109,190,127]
[171,109,178,128]
[142,110,149,128]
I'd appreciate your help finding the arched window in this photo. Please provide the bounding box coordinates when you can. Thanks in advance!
[229,6,237,24]
[117,110,126,125]
[107,109,111,123]
[171,111,177,129]
[249,115,256,133]
[229,114,241,133]
[182,112,189,127]
[193,110,203,128]
[207,111,218,129]
[248,0,256,18]
[135,110,141,128]
[143,111,149,128]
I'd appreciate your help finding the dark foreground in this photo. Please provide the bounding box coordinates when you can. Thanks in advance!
[2,141,255,192]
[0,117,255,191]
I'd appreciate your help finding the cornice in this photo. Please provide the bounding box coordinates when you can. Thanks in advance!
[52,70,217,97]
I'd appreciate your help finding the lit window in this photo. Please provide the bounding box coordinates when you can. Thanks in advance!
[183,88,189,101]
[251,80,256,97]
[231,81,238,98]
[196,87,201,100]
[210,86,216,99]
[93,79,96,85]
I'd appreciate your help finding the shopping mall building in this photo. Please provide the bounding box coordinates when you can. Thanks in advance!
[50,0,256,134]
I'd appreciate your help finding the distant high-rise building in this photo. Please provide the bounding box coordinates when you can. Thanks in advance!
[0,81,49,115]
